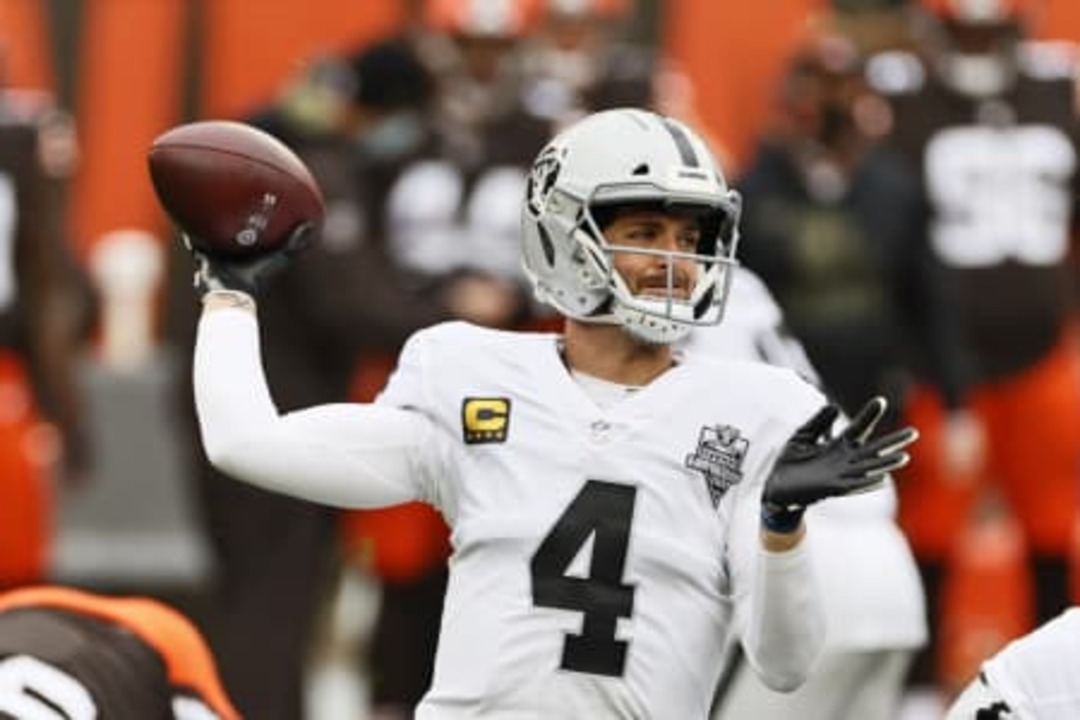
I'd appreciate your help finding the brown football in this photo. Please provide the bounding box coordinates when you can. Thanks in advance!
[148,120,324,258]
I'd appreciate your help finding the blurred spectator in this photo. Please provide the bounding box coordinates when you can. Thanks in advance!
[520,0,731,176]
[0,81,95,587]
[521,0,651,124]
[164,37,466,720]
[736,31,958,431]
[394,0,551,306]
[0,584,239,719]
[869,0,1080,694]
[827,0,926,55]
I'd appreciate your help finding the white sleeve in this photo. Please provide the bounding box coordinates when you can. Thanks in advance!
[726,441,826,692]
[193,308,440,508]
[741,539,826,691]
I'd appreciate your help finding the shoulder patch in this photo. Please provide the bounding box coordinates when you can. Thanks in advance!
[462,397,511,444]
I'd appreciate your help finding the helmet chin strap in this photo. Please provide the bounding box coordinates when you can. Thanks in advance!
[613,303,694,345]
[568,296,693,345]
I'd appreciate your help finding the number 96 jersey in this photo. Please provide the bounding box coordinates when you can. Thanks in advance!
[377,321,829,720]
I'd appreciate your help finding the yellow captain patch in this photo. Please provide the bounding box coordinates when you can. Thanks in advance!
[462,397,511,444]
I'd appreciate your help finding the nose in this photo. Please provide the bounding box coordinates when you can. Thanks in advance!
[660,226,682,252]
[653,228,688,258]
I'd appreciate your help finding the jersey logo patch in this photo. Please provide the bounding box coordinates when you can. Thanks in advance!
[685,425,748,507]
[462,397,511,444]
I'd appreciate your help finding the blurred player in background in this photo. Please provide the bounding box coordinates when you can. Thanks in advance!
[389,0,551,306]
[521,0,650,124]
[0,585,238,719]
[0,66,95,589]
[520,0,725,161]
[870,0,1080,693]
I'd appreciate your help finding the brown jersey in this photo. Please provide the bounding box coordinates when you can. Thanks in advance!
[0,586,239,719]
[871,44,1080,382]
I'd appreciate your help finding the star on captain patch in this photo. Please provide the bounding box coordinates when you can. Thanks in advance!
[685,424,749,507]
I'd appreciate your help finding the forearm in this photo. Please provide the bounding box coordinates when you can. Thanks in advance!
[194,298,426,508]
[741,537,825,692]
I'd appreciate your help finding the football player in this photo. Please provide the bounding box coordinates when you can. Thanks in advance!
[0,86,94,587]
[0,585,239,719]
[945,606,1080,719]
[185,108,917,718]
[869,0,1080,690]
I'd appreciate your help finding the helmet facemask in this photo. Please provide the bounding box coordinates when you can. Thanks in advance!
[521,109,742,344]
[582,198,739,344]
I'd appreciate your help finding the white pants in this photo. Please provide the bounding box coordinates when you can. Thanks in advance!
[714,648,915,720]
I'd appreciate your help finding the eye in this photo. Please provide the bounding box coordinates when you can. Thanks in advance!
[624,225,658,242]
[677,230,701,251]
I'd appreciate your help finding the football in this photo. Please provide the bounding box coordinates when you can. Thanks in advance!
[147,120,324,259]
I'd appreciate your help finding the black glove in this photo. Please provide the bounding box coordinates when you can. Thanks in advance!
[761,396,918,533]
[188,222,313,299]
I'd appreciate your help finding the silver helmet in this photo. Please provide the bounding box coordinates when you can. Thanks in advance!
[521,108,741,343]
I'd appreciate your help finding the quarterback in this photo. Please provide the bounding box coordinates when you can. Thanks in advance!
[189,109,916,719]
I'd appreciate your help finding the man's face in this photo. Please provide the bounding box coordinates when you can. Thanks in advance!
[601,206,703,302]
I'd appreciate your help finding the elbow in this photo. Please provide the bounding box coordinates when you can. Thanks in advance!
[745,614,826,694]
[202,438,238,476]
[759,667,809,694]
[201,430,260,479]
[743,642,819,694]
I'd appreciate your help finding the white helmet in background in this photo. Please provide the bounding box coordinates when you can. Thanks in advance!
[521,108,741,344]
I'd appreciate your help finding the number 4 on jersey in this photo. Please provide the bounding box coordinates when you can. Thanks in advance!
[530,480,637,677]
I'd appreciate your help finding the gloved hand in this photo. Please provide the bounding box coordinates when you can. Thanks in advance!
[761,396,918,533]
[187,222,313,299]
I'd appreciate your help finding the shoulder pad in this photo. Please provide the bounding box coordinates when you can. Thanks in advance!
[1018,40,1079,81]
[865,50,927,96]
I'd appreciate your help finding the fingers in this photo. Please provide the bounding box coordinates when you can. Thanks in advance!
[840,428,918,483]
[841,396,888,444]
[793,404,840,443]
[843,451,912,480]
[285,222,315,255]
[862,426,920,457]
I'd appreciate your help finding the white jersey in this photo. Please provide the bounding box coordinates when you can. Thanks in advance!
[194,312,828,719]
[981,607,1080,720]
[683,266,927,651]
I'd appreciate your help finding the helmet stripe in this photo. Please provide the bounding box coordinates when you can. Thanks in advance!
[660,118,700,168]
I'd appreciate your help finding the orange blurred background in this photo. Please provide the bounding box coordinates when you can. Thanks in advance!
[1,0,1077,258]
